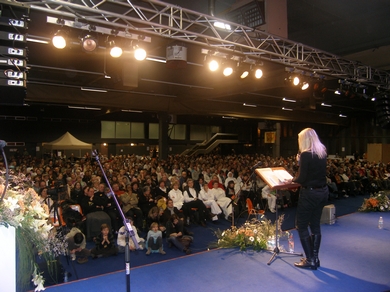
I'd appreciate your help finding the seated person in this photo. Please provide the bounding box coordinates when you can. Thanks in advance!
[117,219,145,253]
[168,181,184,210]
[145,206,166,235]
[91,223,118,258]
[182,179,208,227]
[120,185,144,231]
[209,181,232,220]
[262,185,276,213]
[146,222,166,255]
[161,198,184,225]
[166,214,192,255]
[199,184,221,222]
[65,227,90,264]
[154,180,170,199]
[138,186,156,216]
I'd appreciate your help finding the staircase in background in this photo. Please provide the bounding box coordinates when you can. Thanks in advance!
[181,133,239,156]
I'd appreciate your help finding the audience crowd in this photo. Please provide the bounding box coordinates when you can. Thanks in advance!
[2,151,389,260]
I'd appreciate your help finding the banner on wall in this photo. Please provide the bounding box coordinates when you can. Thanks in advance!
[264,131,276,143]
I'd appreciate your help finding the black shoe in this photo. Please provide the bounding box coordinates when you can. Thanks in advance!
[294,258,316,270]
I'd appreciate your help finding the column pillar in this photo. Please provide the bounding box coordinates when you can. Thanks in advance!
[159,113,169,160]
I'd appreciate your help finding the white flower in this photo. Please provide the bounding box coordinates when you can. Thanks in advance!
[253,229,258,234]
[222,231,225,237]
[249,236,254,242]
[32,266,45,291]
[380,206,384,211]
[4,196,20,212]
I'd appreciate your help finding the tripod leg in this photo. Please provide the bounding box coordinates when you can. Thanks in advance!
[267,250,278,265]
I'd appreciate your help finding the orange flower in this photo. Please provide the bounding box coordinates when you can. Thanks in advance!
[367,198,379,208]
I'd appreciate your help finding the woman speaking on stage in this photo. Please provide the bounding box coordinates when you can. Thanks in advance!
[292,128,329,270]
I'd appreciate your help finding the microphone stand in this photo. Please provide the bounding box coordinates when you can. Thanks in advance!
[267,187,302,266]
[93,150,139,292]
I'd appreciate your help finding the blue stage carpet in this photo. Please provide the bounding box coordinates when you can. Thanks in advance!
[46,212,390,292]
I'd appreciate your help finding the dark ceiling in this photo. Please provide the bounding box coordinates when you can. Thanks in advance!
[1,0,390,126]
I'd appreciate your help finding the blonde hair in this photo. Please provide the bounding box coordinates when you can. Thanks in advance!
[298,128,327,159]
[150,222,159,230]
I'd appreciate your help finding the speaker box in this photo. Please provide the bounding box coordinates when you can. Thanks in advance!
[321,204,336,225]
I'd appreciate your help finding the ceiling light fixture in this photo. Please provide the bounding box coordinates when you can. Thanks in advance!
[282,98,296,103]
[243,103,257,107]
[52,30,67,49]
[223,66,233,76]
[282,107,293,111]
[213,21,231,31]
[81,87,108,93]
[81,35,98,52]
[254,68,263,79]
[301,81,309,90]
[134,46,147,61]
[108,40,122,58]
[121,109,143,113]
[321,103,332,107]
[339,114,347,118]
[240,70,249,79]
[68,106,101,110]
[208,59,219,71]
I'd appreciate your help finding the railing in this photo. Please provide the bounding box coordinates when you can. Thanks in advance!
[182,133,238,156]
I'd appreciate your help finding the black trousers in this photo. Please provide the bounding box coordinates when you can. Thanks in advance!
[296,186,328,239]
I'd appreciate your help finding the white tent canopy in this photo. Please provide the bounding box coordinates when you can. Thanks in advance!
[42,132,92,157]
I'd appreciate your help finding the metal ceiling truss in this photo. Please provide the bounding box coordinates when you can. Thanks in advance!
[4,0,390,88]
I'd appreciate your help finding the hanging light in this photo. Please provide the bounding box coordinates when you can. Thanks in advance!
[134,46,147,61]
[52,30,67,49]
[293,76,300,86]
[223,66,233,76]
[108,40,122,58]
[254,68,263,79]
[240,70,249,79]
[208,59,219,71]
[301,81,309,90]
[81,35,98,52]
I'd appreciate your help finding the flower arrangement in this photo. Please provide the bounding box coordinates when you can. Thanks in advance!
[212,215,285,252]
[0,172,67,292]
[359,192,390,212]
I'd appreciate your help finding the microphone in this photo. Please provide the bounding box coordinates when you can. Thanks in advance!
[0,140,6,148]
[251,161,262,169]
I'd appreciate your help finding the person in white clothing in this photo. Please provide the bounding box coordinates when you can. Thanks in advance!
[199,185,221,221]
[168,181,184,210]
[262,185,276,213]
[224,172,237,188]
[209,181,232,220]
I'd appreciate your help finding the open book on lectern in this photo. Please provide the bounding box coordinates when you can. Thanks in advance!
[255,167,300,190]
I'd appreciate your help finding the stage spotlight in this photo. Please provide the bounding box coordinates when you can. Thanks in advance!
[52,30,67,49]
[293,76,300,86]
[208,59,219,71]
[240,70,249,79]
[81,35,98,52]
[254,68,263,79]
[301,81,309,90]
[108,41,122,58]
[134,46,147,61]
[223,66,233,76]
